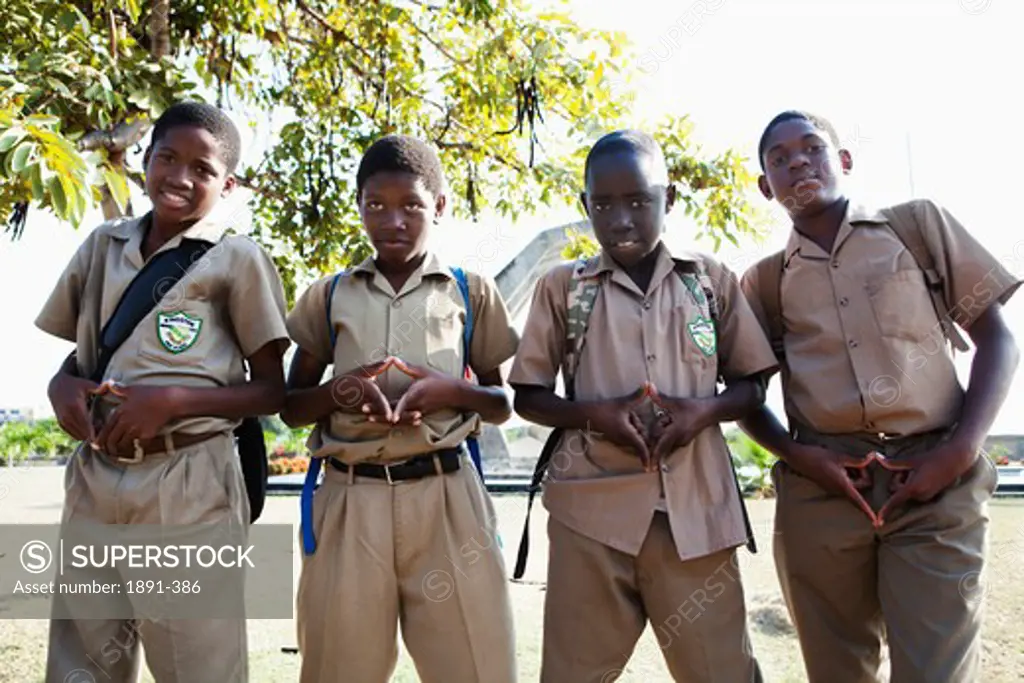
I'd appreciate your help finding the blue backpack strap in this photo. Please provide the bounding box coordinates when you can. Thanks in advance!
[448,266,484,479]
[301,270,346,557]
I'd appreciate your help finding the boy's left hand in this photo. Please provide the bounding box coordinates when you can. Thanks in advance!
[390,358,461,426]
[876,438,979,524]
[93,383,178,456]
[648,386,716,465]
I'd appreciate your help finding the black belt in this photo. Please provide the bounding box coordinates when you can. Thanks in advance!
[328,448,463,484]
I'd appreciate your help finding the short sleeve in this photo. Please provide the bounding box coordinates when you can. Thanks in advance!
[915,199,1023,330]
[35,230,98,342]
[739,260,773,339]
[507,265,571,389]
[226,238,290,358]
[705,257,778,382]
[286,276,334,365]
[466,272,520,376]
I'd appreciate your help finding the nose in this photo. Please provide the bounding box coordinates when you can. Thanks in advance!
[164,164,192,189]
[381,208,407,231]
[788,152,811,172]
[609,204,634,231]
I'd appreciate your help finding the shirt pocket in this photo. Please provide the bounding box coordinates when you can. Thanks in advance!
[424,305,465,377]
[137,297,215,368]
[867,269,940,343]
[669,302,719,370]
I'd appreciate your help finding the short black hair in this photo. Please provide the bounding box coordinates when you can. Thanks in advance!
[757,110,841,170]
[150,101,242,172]
[356,134,446,198]
[584,129,669,186]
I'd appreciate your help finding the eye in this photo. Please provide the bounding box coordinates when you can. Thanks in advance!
[593,202,611,212]
[630,198,651,209]
[771,154,787,168]
[807,144,825,154]
[195,165,215,179]
[405,201,426,211]
[365,200,384,211]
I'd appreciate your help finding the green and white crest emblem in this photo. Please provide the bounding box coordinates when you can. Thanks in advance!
[687,316,717,357]
[156,311,203,353]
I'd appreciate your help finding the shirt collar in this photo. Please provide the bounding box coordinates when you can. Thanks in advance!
[351,251,453,280]
[784,201,889,263]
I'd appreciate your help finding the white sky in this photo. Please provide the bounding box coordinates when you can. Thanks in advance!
[2,0,1023,433]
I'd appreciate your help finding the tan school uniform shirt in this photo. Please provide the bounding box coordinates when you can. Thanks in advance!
[509,244,778,561]
[741,199,1023,437]
[35,213,290,435]
[286,252,519,464]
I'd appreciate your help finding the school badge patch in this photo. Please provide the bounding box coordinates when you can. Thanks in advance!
[156,311,203,353]
[687,316,717,357]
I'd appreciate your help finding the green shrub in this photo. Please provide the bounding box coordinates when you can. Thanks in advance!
[725,428,776,497]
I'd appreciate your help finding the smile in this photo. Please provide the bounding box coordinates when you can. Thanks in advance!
[159,190,191,207]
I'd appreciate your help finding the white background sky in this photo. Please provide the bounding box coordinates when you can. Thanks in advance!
[2,0,1022,433]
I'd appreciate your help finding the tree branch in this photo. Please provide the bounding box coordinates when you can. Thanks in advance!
[149,0,171,60]
[409,20,468,66]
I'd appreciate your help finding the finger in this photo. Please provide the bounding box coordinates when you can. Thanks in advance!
[625,425,652,471]
[889,470,910,493]
[838,451,876,470]
[393,388,421,424]
[838,477,879,526]
[391,357,426,379]
[877,484,915,526]
[876,455,915,472]
[847,466,873,490]
[652,430,676,467]
[356,358,394,379]
[68,406,94,443]
[364,382,393,422]
[100,411,127,456]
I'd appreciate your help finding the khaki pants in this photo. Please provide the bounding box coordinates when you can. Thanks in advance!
[541,513,763,683]
[296,454,516,683]
[45,432,250,683]
[775,428,998,683]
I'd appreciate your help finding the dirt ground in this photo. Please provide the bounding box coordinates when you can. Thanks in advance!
[1,466,1022,682]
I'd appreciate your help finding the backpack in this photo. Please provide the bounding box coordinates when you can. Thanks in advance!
[511,256,757,580]
[750,201,970,362]
[300,266,483,556]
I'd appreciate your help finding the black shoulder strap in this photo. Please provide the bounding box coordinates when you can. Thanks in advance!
[91,238,213,383]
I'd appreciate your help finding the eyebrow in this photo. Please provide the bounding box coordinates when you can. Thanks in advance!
[765,133,826,157]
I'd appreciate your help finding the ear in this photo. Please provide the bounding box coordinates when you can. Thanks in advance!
[221,174,237,198]
[757,175,774,200]
[579,191,591,218]
[838,148,853,174]
[664,184,677,214]
[433,193,447,222]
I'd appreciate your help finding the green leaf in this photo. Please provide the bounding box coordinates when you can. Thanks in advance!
[29,162,44,200]
[48,175,68,217]
[101,166,131,213]
[127,90,151,110]
[0,127,26,153]
[10,141,35,172]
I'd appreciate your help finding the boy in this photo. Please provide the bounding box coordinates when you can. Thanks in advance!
[739,110,1021,683]
[509,129,775,682]
[37,101,290,682]
[282,134,519,683]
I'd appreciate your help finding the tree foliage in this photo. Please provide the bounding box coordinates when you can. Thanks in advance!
[0,0,760,297]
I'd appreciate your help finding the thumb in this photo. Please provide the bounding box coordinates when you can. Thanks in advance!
[876,454,916,472]
[877,480,915,525]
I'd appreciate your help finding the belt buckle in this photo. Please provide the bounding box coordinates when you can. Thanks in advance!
[384,462,396,485]
[117,439,145,464]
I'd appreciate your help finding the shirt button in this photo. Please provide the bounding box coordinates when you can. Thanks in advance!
[646,354,656,362]
[643,300,652,310]
[831,260,840,269]
[392,299,402,308]
[849,339,859,348]
[839,297,849,307]
[660,463,669,473]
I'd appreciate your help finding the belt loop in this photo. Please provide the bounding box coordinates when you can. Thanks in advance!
[347,462,355,486]
[433,454,444,476]
[164,433,175,457]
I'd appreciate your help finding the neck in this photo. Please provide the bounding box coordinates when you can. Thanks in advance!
[375,251,427,291]
[142,213,194,260]
[620,243,662,293]
[792,197,849,252]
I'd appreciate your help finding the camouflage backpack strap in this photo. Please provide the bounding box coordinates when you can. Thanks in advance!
[562,256,604,399]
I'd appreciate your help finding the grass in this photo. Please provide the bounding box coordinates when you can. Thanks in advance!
[1,468,1023,682]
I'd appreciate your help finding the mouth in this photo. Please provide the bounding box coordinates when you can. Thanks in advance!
[610,239,639,249]
[791,176,823,190]
[158,189,191,208]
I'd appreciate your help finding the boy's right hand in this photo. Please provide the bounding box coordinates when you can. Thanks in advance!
[583,386,653,471]
[48,372,98,442]
[786,443,880,526]
[331,359,395,422]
